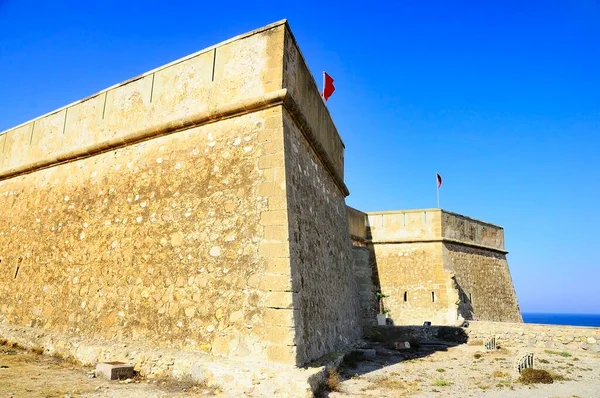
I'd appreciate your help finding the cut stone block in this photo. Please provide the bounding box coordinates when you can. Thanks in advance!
[95,362,135,380]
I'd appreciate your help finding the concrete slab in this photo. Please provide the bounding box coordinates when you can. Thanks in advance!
[95,362,135,380]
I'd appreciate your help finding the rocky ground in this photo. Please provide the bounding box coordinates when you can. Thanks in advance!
[327,342,600,397]
[0,344,217,397]
[1,340,599,397]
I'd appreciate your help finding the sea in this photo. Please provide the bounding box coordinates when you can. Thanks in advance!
[522,313,600,327]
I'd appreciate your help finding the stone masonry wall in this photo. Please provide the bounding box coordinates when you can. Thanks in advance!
[282,109,362,364]
[372,242,458,325]
[277,26,361,364]
[467,321,600,353]
[352,246,378,328]
[345,207,377,328]
[442,211,504,250]
[0,107,287,361]
[444,243,522,322]
[0,20,362,367]
[360,209,521,325]
[0,22,310,365]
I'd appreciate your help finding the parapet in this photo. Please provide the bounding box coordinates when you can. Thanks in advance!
[0,20,347,195]
[348,207,506,253]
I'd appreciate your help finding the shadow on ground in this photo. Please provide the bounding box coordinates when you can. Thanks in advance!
[314,325,469,396]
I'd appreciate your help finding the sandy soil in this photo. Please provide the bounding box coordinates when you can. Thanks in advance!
[328,343,600,398]
[0,345,216,398]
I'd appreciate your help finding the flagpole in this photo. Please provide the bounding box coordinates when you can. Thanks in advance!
[322,71,325,99]
[436,173,440,209]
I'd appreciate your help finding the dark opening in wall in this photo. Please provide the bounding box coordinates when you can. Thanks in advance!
[432,292,435,302]
[403,291,407,302]
[469,293,472,303]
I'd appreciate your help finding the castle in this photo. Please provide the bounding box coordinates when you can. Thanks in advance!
[0,20,521,369]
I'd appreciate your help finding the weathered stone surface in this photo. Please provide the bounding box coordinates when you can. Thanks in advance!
[0,323,319,397]
[347,208,521,325]
[95,362,135,380]
[0,20,361,368]
[283,108,361,364]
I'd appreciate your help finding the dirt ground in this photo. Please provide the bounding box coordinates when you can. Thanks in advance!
[328,343,600,397]
[2,342,599,397]
[0,345,217,398]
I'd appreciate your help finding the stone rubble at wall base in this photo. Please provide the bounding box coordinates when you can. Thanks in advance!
[0,323,324,397]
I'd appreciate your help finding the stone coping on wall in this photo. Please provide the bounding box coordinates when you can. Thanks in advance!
[365,209,503,229]
[370,237,508,254]
[0,89,286,180]
[0,19,289,136]
[466,321,600,353]
[351,208,506,251]
[0,21,349,196]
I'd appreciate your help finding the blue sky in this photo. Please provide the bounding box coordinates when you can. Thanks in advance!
[1,1,599,314]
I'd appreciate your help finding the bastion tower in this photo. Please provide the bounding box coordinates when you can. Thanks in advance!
[0,21,521,372]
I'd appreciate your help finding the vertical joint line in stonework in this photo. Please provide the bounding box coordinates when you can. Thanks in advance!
[62,108,68,134]
[211,48,217,82]
[149,73,155,103]
[29,120,35,145]
[102,92,108,119]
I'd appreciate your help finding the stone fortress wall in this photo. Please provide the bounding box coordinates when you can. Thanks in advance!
[0,20,527,378]
[0,20,361,367]
[348,208,522,326]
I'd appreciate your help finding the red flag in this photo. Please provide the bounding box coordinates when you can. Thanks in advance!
[436,173,442,188]
[322,72,335,101]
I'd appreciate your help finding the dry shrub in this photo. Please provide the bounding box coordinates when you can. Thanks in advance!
[548,371,570,381]
[372,376,421,392]
[467,338,483,346]
[432,378,452,387]
[496,379,511,388]
[30,346,44,355]
[155,374,215,394]
[518,368,553,385]
[492,370,508,378]
[473,353,482,359]
[545,349,571,357]
[51,351,80,365]
[326,368,342,392]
